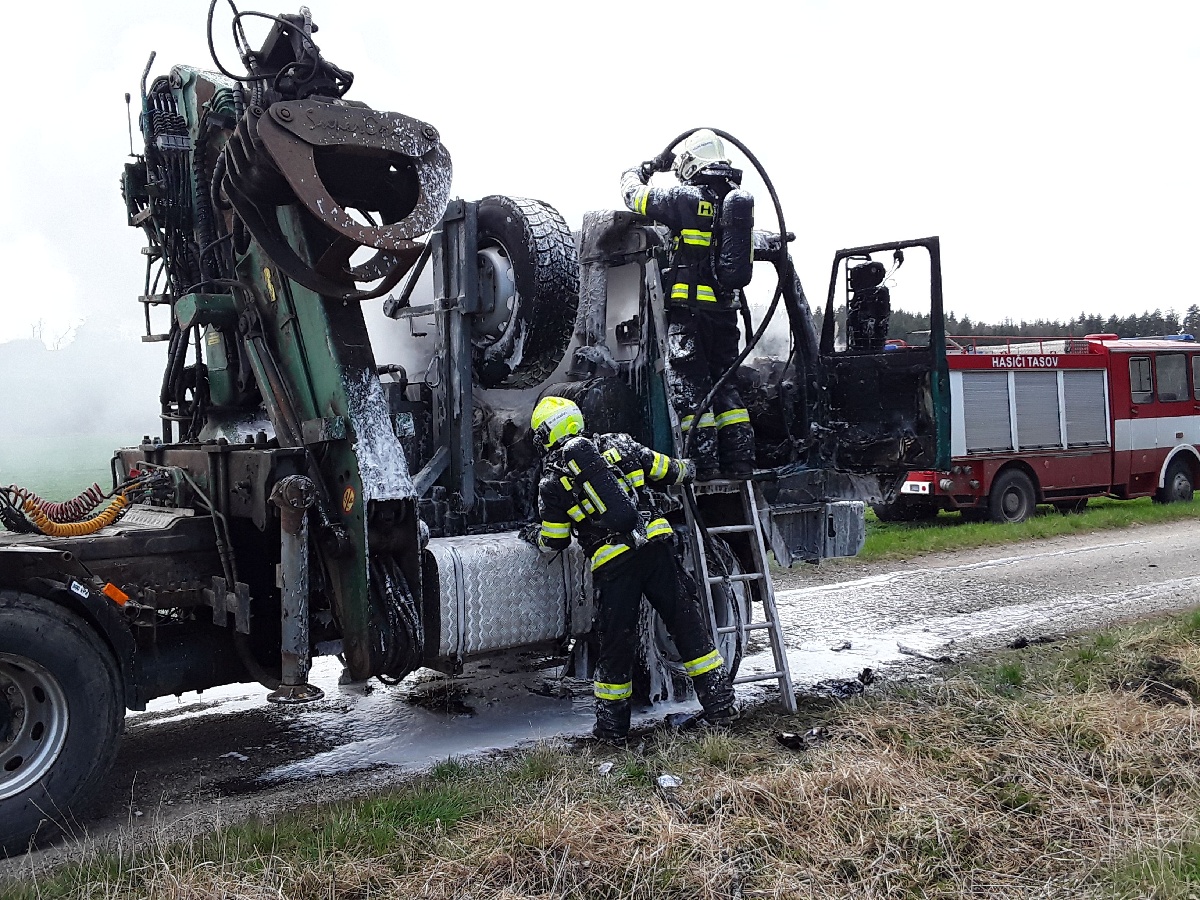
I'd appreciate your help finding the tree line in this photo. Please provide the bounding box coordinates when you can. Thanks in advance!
[812,305,1200,341]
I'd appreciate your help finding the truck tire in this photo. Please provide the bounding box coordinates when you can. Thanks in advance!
[639,537,747,702]
[0,592,123,855]
[472,195,579,389]
[1154,458,1195,504]
[987,469,1036,524]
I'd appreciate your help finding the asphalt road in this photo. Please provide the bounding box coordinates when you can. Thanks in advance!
[5,519,1199,872]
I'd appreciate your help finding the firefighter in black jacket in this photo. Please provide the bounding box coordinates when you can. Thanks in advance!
[621,129,756,479]
[529,396,737,741]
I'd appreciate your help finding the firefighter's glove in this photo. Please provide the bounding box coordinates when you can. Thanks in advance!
[518,522,541,546]
[678,459,698,485]
[655,150,677,173]
[639,160,657,182]
[625,528,649,549]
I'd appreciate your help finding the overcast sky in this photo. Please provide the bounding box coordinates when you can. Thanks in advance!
[0,0,1196,351]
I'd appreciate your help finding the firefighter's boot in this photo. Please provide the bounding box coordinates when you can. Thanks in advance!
[593,698,632,743]
[717,418,756,478]
[692,668,738,727]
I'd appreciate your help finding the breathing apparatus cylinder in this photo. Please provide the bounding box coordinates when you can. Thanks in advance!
[715,188,754,292]
[555,435,641,536]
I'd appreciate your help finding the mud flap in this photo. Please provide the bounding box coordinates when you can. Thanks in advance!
[760,501,866,566]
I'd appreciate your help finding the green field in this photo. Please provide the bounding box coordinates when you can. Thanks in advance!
[0,434,135,498]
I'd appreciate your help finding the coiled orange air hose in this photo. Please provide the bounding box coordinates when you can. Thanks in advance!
[23,494,130,537]
[7,483,107,521]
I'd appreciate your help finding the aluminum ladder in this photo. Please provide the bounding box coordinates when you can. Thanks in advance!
[686,479,797,714]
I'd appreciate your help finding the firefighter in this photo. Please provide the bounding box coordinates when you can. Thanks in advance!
[847,260,891,353]
[622,130,756,479]
[528,395,738,742]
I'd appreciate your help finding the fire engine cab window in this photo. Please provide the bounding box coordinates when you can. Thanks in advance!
[1157,354,1188,403]
[1129,357,1152,404]
[1193,356,1200,401]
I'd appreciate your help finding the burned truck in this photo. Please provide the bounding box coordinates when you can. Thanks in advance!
[0,5,949,854]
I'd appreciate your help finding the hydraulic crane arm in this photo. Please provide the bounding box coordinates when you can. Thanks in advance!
[122,8,452,680]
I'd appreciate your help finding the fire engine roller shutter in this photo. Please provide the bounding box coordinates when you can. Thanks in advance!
[963,372,1013,452]
[1063,370,1108,446]
[1015,372,1061,449]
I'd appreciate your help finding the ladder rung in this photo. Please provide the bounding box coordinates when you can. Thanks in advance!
[708,572,764,584]
[717,621,776,635]
[734,671,784,685]
[707,524,756,534]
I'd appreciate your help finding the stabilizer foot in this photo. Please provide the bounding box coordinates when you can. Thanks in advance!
[267,683,325,704]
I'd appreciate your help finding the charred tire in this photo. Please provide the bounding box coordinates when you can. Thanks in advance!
[987,469,1037,524]
[649,537,747,690]
[473,195,579,389]
[871,498,938,523]
[1154,458,1195,504]
[0,591,123,856]
[539,377,649,445]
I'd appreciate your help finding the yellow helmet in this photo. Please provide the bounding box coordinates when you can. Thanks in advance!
[531,396,584,449]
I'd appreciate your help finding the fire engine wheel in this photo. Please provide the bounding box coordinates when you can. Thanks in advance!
[1154,458,1195,504]
[0,591,123,856]
[987,469,1037,524]
[472,195,579,390]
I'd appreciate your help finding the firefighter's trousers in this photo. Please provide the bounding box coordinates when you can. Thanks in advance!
[592,540,726,736]
[666,304,755,474]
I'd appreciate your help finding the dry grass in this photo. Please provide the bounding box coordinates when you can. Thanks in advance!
[8,612,1200,899]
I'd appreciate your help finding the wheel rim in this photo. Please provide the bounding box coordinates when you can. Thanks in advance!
[1172,472,1192,502]
[0,653,70,801]
[1001,488,1025,520]
[472,243,519,347]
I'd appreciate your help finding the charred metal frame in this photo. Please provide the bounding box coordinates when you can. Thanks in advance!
[818,236,952,474]
[430,200,479,512]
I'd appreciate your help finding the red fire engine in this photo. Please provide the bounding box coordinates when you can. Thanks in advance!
[876,334,1200,523]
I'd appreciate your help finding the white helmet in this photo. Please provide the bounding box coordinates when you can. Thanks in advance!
[673,129,730,181]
